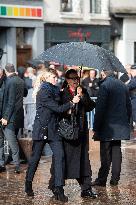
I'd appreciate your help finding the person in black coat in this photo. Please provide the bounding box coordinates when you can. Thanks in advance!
[49,69,97,199]
[92,70,131,186]
[0,63,25,173]
[25,68,80,202]
[0,67,6,119]
[82,69,99,97]
[126,65,136,129]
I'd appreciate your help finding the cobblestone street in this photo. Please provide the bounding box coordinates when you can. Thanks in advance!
[0,139,136,205]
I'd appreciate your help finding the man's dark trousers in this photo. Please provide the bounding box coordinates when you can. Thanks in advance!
[97,140,122,183]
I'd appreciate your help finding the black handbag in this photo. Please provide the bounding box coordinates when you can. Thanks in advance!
[58,114,79,140]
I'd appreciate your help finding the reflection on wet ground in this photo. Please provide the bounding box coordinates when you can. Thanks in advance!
[0,139,136,205]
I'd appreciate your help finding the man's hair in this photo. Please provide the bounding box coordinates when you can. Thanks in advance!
[5,63,15,73]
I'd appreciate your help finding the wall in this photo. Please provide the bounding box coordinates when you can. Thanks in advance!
[110,0,136,13]
[123,18,136,65]
[43,0,110,25]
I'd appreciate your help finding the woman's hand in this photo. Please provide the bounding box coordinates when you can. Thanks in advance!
[0,118,8,126]
[72,95,80,104]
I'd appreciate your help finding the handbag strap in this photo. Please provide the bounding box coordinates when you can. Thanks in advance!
[0,123,5,138]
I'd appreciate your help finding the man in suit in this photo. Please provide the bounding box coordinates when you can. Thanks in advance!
[0,63,24,173]
[82,69,99,97]
[127,65,136,131]
[92,69,131,186]
[0,66,6,119]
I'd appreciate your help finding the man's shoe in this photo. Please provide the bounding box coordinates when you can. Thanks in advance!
[0,166,6,173]
[14,166,20,174]
[81,189,98,198]
[110,180,118,186]
[91,180,106,187]
[25,180,34,196]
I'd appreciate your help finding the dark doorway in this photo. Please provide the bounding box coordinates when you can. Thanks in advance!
[17,45,32,67]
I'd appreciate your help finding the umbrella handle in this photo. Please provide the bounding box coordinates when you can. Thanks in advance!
[79,64,83,85]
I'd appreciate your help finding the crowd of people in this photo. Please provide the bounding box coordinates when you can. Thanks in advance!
[0,60,135,202]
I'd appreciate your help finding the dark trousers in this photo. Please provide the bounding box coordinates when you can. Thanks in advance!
[76,176,92,191]
[26,140,65,187]
[97,140,122,183]
[49,160,92,192]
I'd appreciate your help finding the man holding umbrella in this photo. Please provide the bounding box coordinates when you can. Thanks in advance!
[92,69,131,186]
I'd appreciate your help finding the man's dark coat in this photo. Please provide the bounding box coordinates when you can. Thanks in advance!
[0,74,6,119]
[2,73,25,130]
[93,76,131,141]
[127,76,136,122]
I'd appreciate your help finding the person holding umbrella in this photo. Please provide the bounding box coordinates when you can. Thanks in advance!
[49,69,97,199]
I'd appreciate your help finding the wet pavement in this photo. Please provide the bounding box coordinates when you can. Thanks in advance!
[0,138,136,205]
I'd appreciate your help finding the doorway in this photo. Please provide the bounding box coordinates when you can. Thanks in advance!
[17,45,32,68]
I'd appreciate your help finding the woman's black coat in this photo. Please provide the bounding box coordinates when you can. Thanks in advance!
[60,87,95,179]
[32,82,73,141]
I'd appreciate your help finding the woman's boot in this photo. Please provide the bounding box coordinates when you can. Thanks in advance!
[53,186,68,202]
[25,180,34,196]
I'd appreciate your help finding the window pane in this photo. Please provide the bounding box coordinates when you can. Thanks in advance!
[90,0,101,13]
[61,0,72,12]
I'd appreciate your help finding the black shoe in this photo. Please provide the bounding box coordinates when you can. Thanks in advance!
[53,186,68,202]
[48,177,55,193]
[25,180,34,196]
[14,166,20,174]
[110,180,118,186]
[81,189,98,198]
[0,166,6,173]
[91,180,106,187]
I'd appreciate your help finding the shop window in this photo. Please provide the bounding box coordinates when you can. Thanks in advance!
[134,42,136,64]
[61,0,72,12]
[90,0,101,14]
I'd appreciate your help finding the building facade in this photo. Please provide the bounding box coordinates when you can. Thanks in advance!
[0,0,44,68]
[110,0,136,66]
[43,0,111,50]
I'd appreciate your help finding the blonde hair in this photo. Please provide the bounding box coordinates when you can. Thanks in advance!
[32,70,47,98]
[32,68,58,98]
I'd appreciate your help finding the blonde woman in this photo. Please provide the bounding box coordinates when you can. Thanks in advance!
[25,68,80,202]
[32,70,47,100]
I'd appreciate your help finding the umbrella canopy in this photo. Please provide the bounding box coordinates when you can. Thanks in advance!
[37,42,126,73]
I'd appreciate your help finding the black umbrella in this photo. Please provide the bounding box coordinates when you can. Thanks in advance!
[37,42,126,73]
